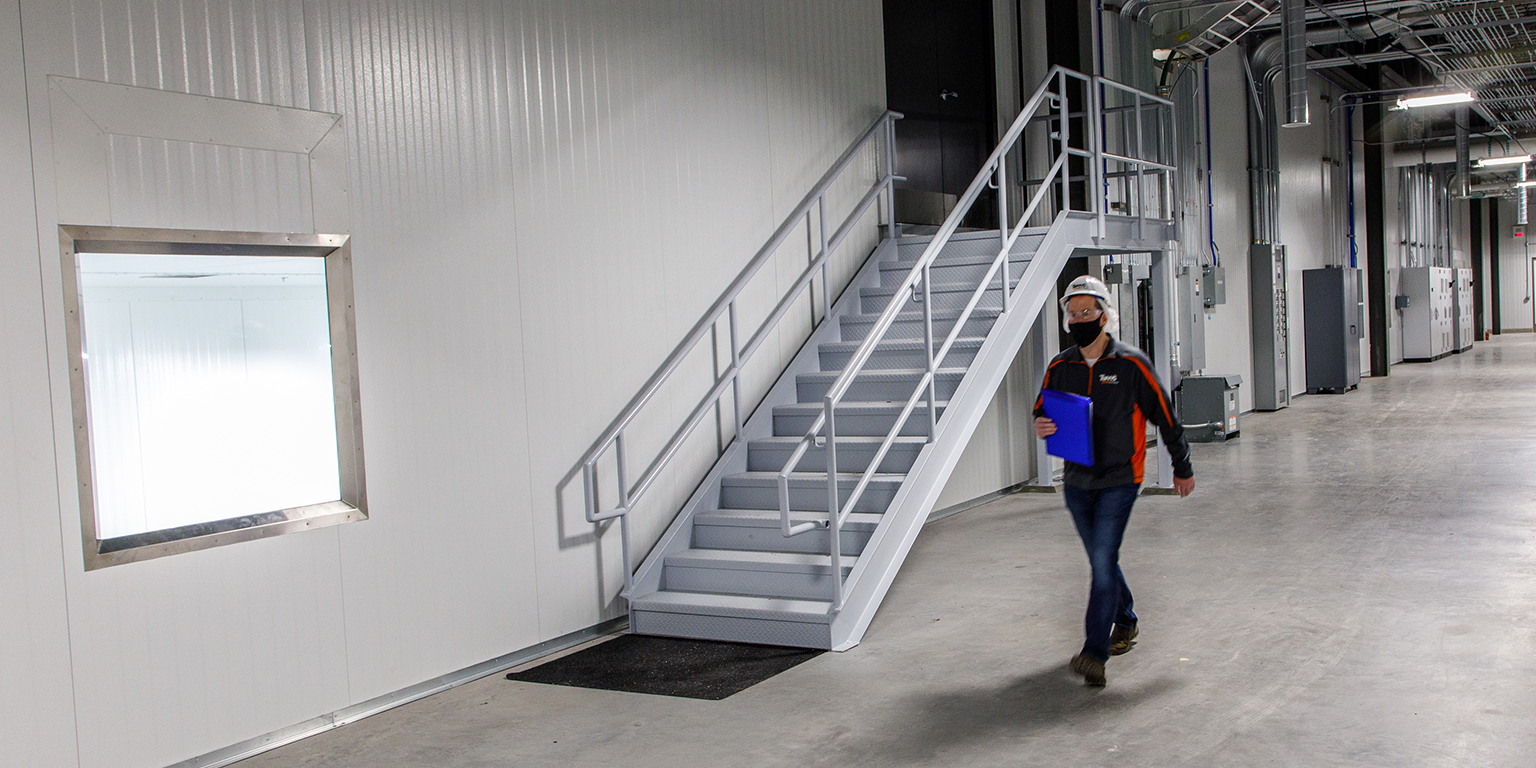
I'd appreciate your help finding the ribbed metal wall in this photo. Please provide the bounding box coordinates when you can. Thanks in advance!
[9,2,886,767]
[107,135,314,231]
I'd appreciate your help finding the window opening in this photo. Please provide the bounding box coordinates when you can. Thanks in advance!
[61,227,366,568]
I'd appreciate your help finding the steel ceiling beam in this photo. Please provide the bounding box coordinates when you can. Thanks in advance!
[1398,14,1536,38]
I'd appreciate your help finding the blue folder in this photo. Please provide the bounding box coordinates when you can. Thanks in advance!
[1040,388,1094,466]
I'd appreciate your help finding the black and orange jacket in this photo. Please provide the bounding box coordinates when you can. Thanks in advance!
[1033,335,1193,489]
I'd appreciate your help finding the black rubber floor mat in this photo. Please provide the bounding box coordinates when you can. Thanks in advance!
[505,634,824,700]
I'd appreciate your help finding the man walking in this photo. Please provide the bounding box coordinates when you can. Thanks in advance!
[1034,275,1195,686]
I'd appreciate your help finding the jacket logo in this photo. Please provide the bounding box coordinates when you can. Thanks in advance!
[1098,374,1119,384]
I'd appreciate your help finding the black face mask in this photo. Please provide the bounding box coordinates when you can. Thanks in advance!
[1068,320,1105,349]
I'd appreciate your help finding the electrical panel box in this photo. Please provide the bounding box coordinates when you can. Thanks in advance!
[1102,262,1127,285]
[1453,268,1474,352]
[1177,375,1242,442]
[1401,266,1455,362]
[1176,267,1206,374]
[1249,243,1290,410]
[1302,267,1361,393]
[1203,265,1226,307]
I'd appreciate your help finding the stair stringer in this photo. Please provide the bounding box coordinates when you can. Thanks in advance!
[626,235,900,599]
[826,212,1095,651]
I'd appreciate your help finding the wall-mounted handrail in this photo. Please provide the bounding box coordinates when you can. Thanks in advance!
[778,66,1179,612]
[578,110,903,595]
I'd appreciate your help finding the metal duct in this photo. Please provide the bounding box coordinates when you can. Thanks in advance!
[1456,106,1469,198]
[1280,0,1309,126]
[1522,164,1529,226]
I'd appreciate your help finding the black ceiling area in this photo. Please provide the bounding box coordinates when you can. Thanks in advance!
[1123,1,1536,145]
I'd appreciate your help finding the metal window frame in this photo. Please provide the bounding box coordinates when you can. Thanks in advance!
[59,225,367,570]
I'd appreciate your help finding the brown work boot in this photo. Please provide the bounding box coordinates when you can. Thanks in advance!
[1109,623,1139,656]
[1070,653,1107,686]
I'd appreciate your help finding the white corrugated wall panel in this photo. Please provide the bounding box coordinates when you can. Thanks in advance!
[0,0,80,765]
[106,135,314,231]
[303,0,541,702]
[1276,76,1337,394]
[1201,47,1255,413]
[515,0,775,638]
[15,1,889,764]
[20,1,351,766]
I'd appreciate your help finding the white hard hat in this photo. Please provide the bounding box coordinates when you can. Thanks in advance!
[1059,274,1119,330]
[1059,275,1113,309]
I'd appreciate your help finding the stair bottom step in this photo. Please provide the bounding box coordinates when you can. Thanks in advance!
[630,590,834,649]
[631,609,833,649]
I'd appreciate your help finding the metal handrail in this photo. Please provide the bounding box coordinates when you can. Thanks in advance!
[578,109,903,595]
[779,67,1179,611]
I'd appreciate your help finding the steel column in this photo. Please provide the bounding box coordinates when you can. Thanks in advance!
[1363,71,1391,377]
[1471,198,1486,339]
[1148,250,1175,489]
[1492,201,1503,334]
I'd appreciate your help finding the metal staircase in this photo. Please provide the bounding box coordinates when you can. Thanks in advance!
[576,67,1180,650]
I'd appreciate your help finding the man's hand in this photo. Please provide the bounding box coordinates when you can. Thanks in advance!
[1173,475,1195,498]
[1034,416,1057,439]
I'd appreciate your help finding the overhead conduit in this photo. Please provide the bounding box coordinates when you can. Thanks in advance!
[1281,0,1309,126]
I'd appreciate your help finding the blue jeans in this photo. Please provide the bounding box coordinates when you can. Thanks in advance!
[1063,482,1140,662]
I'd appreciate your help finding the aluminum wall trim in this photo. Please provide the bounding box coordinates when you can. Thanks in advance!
[57,225,367,570]
[165,617,628,768]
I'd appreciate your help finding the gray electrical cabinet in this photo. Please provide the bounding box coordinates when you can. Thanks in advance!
[1302,267,1361,393]
[1202,264,1226,306]
[1453,267,1474,352]
[1177,267,1206,373]
[1249,243,1290,410]
[1177,375,1242,442]
[1402,266,1455,362]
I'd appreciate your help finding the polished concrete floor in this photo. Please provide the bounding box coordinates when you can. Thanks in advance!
[242,335,1536,767]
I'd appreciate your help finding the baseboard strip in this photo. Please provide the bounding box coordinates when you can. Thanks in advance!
[168,616,629,768]
[925,482,1031,524]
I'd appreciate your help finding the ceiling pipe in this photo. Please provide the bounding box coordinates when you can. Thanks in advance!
[1388,137,1536,166]
[1282,0,1310,125]
[1119,0,1433,26]
[1457,105,1471,197]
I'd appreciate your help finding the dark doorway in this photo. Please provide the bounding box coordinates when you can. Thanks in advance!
[884,0,997,228]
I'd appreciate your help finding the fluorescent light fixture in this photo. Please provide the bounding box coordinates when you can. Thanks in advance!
[1476,154,1533,167]
[1395,92,1475,109]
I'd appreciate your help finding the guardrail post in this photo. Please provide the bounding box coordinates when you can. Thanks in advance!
[582,461,597,520]
[819,194,831,321]
[997,160,1011,313]
[923,263,937,441]
[1057,70,1069,212]
[885,116,899,241]
[1090,77,1105,239]
[615,433,632,593]
[728,302,744,441]
[824,394,842,608]
[1167,101,1180,234]
[1135,92,1146,240]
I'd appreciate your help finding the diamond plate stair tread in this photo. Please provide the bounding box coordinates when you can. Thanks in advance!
[749,435,929,448]
[862,282,1007,296]
[772,401,949,416]
[796,367,968,383]
[694,509,883,528]
[818,337,984,354]
[895,226,1049,245]
[721,471,907,484]
[882,253,1034,270]
[665,548,856,574]
[630,590,834,623]
[841,308,1001,323]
